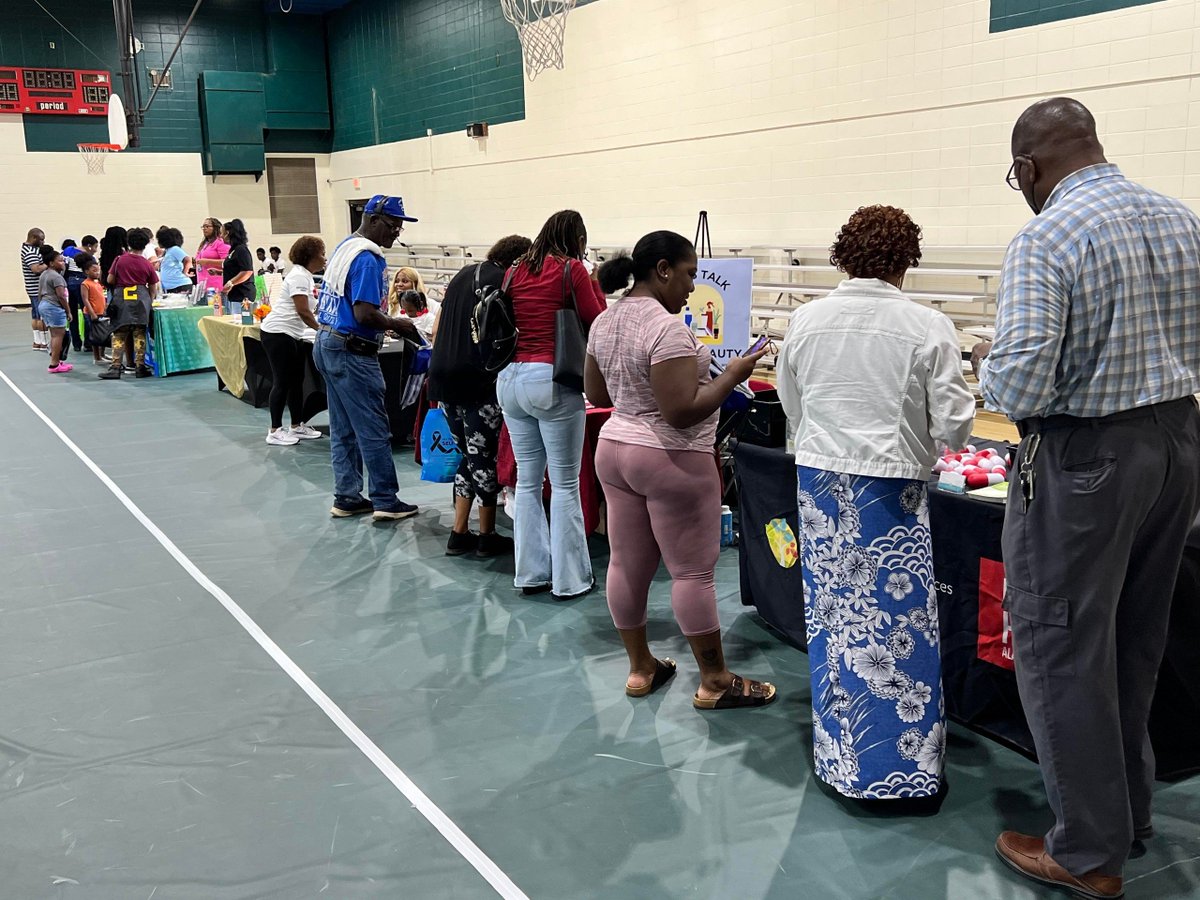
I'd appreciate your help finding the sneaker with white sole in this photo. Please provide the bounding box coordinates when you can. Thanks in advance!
[289,424,322,440]
[266,428,300,446]
[373,501,419,521]
[331,497,373,517]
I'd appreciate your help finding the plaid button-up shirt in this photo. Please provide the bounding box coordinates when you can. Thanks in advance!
[982,163,1200,421]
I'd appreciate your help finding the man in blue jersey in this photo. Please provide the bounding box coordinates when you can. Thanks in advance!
[313,195,421,520]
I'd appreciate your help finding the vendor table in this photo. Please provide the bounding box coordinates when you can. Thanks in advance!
[196,316,415,440]
[733,439,1200,780]
[196,315,261,400]
[151,305,215,377]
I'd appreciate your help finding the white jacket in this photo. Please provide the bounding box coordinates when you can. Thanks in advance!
[777,278,975,481]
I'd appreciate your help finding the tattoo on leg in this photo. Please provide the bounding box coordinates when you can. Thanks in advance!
[701,649,719,665]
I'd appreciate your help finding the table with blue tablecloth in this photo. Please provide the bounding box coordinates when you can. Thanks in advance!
[732,439,1200,780]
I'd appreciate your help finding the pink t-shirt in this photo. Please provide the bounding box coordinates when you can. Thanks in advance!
[588,294,717,452]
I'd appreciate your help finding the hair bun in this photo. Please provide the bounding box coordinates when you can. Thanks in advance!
[598,252,635,294]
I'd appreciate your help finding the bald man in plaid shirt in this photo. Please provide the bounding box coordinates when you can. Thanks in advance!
[976,97,1200,900]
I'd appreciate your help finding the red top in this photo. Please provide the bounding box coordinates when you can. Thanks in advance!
[510,256,608,364]
[108,252,159,288]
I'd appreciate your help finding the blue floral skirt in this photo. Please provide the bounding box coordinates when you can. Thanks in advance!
[797,466,946,799]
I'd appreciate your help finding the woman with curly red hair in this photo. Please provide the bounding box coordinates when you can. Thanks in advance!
[778,205,975,803]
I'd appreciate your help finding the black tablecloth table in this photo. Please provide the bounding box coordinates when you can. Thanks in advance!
[733,440,1200,780]
[229,338,414,443]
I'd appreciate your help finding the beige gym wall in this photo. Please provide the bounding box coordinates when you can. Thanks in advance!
[0,119,340,306]
[328,0,1199,251]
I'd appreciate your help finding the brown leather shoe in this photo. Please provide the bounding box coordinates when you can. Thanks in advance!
[995,832,1124,899]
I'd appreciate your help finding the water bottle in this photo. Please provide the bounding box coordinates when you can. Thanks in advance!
[205,287,216,310]
[720,505,734,547]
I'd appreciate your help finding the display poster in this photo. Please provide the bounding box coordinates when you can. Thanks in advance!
[679,257,753,369]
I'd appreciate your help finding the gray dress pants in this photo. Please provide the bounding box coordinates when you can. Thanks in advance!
[1002,396,1200,877]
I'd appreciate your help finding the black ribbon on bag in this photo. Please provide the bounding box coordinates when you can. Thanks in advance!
[429,430,456,454]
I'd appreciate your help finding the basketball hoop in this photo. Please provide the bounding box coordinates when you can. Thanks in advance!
[78,143,121,176]
[500,0,577,80]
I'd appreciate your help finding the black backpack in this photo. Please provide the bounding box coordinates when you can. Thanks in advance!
[470,263,519,373]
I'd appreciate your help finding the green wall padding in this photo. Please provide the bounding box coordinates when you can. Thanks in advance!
[326,0,527,151]
[9,0,320,153]
[991,0,1165,32]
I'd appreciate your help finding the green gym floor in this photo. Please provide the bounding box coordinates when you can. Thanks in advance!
[2,314,1198,900]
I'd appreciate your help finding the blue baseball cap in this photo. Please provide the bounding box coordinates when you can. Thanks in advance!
[364,195,418,222]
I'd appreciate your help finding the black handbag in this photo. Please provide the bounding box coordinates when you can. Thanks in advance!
[89,316,113,347]
[552,259,587,392]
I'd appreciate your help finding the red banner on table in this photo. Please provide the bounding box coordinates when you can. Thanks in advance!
[977,557,1014,670]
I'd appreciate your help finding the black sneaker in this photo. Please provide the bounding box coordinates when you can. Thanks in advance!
[446,531,479,556]
[475,532,514,559]
[330,497,373,518]
[373,501,419,522]
[135,364,153,378]
[98,367,121,380]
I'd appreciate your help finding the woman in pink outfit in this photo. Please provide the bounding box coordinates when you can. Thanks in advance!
[193,217,229,293]
[586,230,775,710]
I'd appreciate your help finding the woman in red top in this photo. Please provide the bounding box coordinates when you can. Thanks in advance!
[497,210,608,599]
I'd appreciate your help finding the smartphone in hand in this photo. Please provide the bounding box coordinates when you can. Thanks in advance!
[747,334,771,355]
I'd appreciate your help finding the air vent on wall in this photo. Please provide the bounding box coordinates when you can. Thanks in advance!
[267,157,321,233]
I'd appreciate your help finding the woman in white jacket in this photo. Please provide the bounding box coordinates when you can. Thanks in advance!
[778,205,975,804]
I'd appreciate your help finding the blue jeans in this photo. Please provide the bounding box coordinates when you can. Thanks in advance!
[497,362,591,595]
[312,330,404,511]
[38,300,68,328]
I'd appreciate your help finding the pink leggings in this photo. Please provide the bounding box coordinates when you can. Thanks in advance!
[595,439,722,636]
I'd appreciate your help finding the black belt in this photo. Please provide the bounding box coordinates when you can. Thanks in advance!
[1016,396,1197,439]
[318,325,380,357]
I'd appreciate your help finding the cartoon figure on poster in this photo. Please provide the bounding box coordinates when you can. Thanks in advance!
[679,257,753,368]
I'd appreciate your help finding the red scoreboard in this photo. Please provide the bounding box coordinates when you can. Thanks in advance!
[0,67,111,116]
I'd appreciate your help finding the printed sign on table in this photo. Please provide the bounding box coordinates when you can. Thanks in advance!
[679,257,753,369]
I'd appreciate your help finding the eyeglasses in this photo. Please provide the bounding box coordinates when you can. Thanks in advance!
[1006,157,1030,191]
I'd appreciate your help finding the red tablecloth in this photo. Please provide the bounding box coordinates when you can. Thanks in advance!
[497,406,613,535]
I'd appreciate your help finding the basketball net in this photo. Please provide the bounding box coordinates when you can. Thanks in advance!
[500,0,577,80]
[78,143,120,176]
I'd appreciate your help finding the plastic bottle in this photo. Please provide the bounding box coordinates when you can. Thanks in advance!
[240,299,252,324]
[720,505,734,547]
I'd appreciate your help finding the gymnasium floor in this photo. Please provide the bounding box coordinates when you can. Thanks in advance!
[2,313,1198,900]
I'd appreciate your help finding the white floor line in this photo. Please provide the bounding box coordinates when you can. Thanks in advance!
[0,369,529,900]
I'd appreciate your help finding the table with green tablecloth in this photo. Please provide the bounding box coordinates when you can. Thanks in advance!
[151,305,216,377]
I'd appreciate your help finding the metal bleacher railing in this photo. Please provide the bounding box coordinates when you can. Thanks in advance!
[384,244,1005,375]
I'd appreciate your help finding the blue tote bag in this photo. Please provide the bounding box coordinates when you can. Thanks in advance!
[420,406,462,483]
